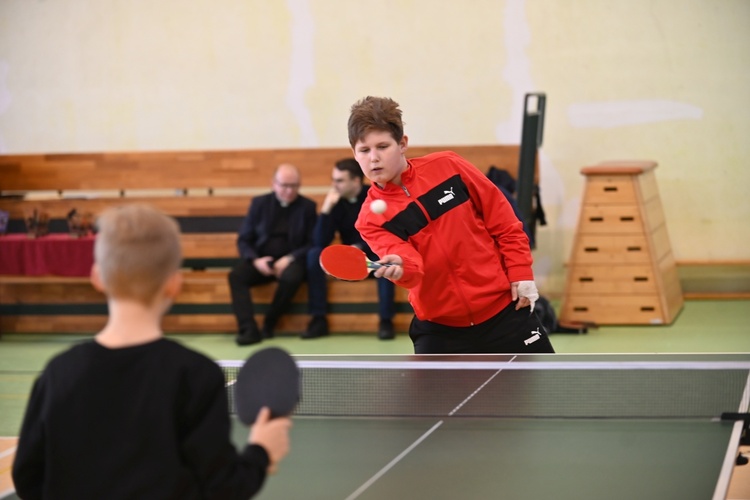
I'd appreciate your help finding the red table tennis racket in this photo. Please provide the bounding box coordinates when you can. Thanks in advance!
[319,245,390,281]
[234,347,300,425]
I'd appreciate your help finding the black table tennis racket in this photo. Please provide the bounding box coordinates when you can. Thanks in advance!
[234,347,300,425]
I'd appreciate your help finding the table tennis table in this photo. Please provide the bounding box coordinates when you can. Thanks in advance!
[221,353,750,500]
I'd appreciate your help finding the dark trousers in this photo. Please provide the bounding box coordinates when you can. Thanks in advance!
[409,300,556,354]
[228,258,306,333]
[307,246,396,320]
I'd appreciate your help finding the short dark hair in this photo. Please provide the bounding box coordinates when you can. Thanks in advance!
[334,158,363,181]
[347,96,404,148]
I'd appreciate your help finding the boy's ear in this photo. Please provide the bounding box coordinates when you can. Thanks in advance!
[399,135,409,154]
[90,264,106,293]
[163,271,183,299]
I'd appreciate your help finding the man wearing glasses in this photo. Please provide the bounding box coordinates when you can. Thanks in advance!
[229,163,317,345]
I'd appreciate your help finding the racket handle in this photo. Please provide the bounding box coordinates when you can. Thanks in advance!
[366,261,392,271]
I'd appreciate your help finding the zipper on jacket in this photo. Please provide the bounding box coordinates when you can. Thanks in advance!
[401,186,411,197]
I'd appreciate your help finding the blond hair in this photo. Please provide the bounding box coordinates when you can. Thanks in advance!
[94,204,182,305]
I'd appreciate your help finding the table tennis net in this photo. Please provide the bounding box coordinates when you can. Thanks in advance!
[218,357,750,419]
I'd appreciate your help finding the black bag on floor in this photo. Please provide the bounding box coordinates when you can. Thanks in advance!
[535,295,588,334]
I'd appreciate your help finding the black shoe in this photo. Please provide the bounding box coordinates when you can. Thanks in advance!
[261,316,278,339]
[378,319,395,340]
[235,326,261,346]
[302,316,329,339]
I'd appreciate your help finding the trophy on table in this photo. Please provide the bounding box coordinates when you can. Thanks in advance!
[67,209,93,238]
[25,208,50,238]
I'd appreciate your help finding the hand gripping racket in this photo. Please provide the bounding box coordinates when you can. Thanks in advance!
[319,245,390,281]
[234,347,300,425]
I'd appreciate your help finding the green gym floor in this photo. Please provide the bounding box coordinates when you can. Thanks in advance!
[1,299,748,438]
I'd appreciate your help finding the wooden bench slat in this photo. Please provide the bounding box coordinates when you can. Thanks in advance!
[1,275,410,304]
[0,196,253,219]
[1,145,527,191]
[0,193,345,220]
[0,313,414,334]
[0,275,415,334]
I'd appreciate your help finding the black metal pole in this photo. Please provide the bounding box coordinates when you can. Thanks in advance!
[516,93,546,248]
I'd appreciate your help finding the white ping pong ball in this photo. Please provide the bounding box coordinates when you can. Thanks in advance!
[370,199,387,214]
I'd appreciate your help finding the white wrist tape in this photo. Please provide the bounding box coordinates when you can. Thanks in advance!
[517,280,539,313]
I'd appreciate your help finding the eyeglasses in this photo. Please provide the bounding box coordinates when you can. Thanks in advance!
[274,180,300,189]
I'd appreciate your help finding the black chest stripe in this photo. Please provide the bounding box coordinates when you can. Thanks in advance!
[417,174,470,221]
[382,202,428,241]
[381,175,470,241]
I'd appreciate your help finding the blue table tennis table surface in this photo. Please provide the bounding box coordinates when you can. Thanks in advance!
[231,353,750,500]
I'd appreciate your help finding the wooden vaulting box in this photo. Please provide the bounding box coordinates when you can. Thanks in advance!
[560,161,684,325]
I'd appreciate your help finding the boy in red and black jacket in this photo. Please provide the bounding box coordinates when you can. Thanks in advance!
[350,96,554,355]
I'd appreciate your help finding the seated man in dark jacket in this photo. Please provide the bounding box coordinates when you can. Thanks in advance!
[304,158,396,340]
[229,163,317,345]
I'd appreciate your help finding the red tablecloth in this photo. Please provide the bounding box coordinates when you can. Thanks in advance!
[0,234,95,277]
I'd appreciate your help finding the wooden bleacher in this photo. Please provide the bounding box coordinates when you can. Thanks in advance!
[0,145,528,335]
